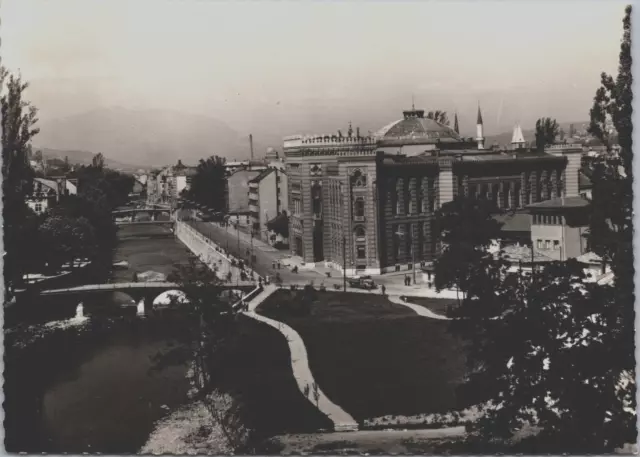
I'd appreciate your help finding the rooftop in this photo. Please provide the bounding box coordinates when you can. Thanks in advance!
[527,196,590,210]
[501,244,554,263]
[374,108,462,143]
[248,168,274,184]
[494,211,531,233]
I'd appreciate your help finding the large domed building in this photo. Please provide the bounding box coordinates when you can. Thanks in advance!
[283,106,583,275]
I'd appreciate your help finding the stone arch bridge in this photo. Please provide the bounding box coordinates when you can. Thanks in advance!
[40,282,257,317]
[112,208,174,224]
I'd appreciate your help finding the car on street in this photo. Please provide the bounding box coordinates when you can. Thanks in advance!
[347,275,377,289]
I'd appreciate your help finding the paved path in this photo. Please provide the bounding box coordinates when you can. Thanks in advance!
[387,295,451,320]
[242,284,359,432]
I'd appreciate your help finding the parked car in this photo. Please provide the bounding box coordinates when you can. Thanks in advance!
[347,275,377,289]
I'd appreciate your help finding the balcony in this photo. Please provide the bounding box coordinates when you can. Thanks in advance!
[249,203,259,212]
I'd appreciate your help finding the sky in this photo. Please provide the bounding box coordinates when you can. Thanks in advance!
[1,0,630,138]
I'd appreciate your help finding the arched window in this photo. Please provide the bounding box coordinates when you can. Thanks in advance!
[354,226,366,239]
[351,169,367,187]
[396,179,403,215]
[354,197,365,218]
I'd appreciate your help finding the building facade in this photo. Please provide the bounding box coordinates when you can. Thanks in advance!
[146,162,196,206]
[27,177,78,214]
[528,196,590,261]
[248,168,289,242]
[284,107,583,275]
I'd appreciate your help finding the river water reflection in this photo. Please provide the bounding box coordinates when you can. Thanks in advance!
[5,312,192,453]
[5,224,198,453]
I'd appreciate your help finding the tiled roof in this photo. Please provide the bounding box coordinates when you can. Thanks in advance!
[527,196,590,209]
[576,252,603,264]
[494,212,531,232]
[502,244,554,263]
[249,168,274,184]
[34,178,58,191]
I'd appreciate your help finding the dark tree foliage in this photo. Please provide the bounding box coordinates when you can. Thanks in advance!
[1,66,39,296]
[184,155,227,212]
[165,256,270,452]
[583,4,636,449]
[437,70,635,450]
[266,210,289,238]
[433,196,504,299]
[426,110,450,126]
[534,117,559,151]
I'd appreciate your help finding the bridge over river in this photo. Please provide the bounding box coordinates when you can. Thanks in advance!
[39,281,257,317]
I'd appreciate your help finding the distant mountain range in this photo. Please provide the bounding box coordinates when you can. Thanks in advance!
[33,107,590,169]
[38,148,145,172]
[33,107,281,169]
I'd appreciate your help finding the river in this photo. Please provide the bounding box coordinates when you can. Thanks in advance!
[4,223,198,453]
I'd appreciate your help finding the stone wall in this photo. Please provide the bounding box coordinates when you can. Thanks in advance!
[175,222,260,283]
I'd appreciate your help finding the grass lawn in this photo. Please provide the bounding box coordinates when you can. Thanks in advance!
[213,315,333,435]
[258,290,468,423]
[406,296,459,315]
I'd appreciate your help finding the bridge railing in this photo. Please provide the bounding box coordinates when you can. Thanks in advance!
[233,285,262,310]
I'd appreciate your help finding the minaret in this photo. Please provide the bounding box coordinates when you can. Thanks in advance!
[476,105,485,150]
[453,112,460,134]
[511,124,526,149]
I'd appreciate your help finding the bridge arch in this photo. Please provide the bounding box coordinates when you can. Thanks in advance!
[152,289,189,307]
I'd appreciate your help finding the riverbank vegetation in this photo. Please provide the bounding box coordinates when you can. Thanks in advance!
[161,258,332,453]
[2,65,134,300]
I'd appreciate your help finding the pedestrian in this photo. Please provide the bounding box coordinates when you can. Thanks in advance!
[381,284,386,296]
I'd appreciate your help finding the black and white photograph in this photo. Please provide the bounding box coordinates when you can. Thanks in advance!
[1,1,636,454]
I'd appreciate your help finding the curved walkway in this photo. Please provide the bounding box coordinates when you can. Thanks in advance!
[243,285,358,432]
[387,295,451,320]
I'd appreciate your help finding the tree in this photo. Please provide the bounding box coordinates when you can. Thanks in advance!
[445,10,635,452]
[426,110,450,126]
[91,152,105,169]
[1,66,40,296]
[266,210,289,239]
[38,215,97,271]
[184,155,227,212]
[583,4,635,448]
[534,117,559,151]
[433,196,504,302]
[165,256,264,452]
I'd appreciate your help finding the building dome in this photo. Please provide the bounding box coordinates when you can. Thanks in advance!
[374,109,462,144]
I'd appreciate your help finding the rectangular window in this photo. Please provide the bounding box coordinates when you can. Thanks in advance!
[35,202,42,213]
[357,245,366,259]
[537,239,543,250]
[545,240,551,250]
[553,240,560,250]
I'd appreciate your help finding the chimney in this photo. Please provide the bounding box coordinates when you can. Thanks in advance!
[249,134,254,160]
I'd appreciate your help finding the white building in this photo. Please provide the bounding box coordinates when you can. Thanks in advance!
[26,177,78,214]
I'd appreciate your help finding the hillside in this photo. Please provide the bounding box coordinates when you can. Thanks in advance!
[484,121,589,147]
[37,148,145,172]
[33,107,280,167]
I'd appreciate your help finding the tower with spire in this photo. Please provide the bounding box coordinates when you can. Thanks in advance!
[453,112,460,135]
[476,105,485,150]
[511,123,526,149]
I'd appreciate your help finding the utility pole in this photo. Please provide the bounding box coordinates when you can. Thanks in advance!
[412,245,416,285]
[251,229,254,268]
[343,235,347,292]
